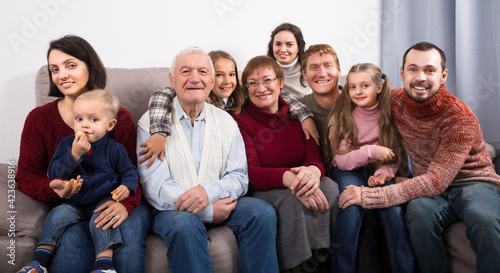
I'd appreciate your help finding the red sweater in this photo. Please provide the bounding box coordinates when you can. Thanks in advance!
[233,98,325,191]
[16,100,142,214]
[361,86,500,208]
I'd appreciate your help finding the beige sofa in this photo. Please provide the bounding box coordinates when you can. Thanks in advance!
[1,65,498,273]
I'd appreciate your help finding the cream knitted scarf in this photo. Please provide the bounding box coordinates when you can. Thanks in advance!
[165,103,238,190]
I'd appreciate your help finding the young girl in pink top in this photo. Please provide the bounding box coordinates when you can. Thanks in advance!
[326,63,414,273]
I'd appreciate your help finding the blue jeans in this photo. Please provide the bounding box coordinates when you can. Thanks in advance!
[152,197,279,273]
[406,182,500,273]
[49,201,151,273]
[331,167,414,273]
[355,210,383,273]
[38,198,123,255]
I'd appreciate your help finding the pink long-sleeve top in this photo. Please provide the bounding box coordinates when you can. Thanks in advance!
[328,103,399,178]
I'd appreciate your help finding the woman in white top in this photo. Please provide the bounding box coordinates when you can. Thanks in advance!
[267,23,313,99]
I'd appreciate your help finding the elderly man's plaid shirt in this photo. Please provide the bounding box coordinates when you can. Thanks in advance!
[148,86,313,136]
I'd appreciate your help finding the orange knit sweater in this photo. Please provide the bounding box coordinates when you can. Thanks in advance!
[361,85,500,209]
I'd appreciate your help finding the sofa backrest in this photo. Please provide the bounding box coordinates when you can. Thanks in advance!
[35,66,171,124]
[35,65,350,125]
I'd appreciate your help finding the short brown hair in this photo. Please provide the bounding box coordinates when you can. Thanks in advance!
[402,41,446,72]
[241,55,284,95]
[300,44,340,87]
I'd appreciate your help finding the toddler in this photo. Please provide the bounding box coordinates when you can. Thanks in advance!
[19,89,138,273]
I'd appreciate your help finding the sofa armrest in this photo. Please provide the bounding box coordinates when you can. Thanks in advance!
[0,163,53,239]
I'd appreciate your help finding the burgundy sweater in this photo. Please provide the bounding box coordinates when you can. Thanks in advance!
[16,100,142,214]
[361,85,500,208]
[232,98,325,191]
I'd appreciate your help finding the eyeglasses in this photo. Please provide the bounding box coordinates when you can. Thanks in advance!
[245,78,277,90]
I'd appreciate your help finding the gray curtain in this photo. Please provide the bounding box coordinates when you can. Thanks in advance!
[381,0,500,150]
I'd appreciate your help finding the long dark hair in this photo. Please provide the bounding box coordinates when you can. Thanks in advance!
[47,35,106,97]
[207,50,245,114]
[266,23,306,66]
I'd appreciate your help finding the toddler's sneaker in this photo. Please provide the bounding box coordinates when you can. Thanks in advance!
[90,268,117,273]
[17,261,48,273]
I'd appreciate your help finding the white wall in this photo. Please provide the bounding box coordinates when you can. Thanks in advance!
[0,0,387,164]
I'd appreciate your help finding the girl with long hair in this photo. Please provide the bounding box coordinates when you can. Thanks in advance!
[326,63,414,273]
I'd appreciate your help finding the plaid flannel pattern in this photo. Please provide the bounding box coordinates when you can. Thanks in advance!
[149,87,176,135]
[279,90,313,122]
[148,87,312,136]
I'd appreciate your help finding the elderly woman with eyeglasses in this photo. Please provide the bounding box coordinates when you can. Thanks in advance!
[232,55,339,271]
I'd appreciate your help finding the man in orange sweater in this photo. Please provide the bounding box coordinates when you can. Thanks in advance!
[339,41,500,273]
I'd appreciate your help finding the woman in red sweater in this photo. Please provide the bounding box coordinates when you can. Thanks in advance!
[232,55,339,271]
[15,35,150,273]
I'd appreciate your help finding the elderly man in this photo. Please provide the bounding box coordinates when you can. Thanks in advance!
[137,46,279,273]
[339,41,500,273]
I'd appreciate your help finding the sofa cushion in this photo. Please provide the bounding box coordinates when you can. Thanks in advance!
[444,222,476,273]
[145,226,239,273]
[0,163,54,272]
[35,66,171,124]
[0,163,53,238]
[0,236,38,272]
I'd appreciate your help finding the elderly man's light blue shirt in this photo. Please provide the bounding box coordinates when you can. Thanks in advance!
[137,97,248,222]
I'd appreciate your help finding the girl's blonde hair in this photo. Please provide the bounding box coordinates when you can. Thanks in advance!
[325,63,403,173]
[207,50,245,114]
[76,89,119,118]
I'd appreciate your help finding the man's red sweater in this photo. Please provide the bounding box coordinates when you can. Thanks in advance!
[361,85,500,208]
